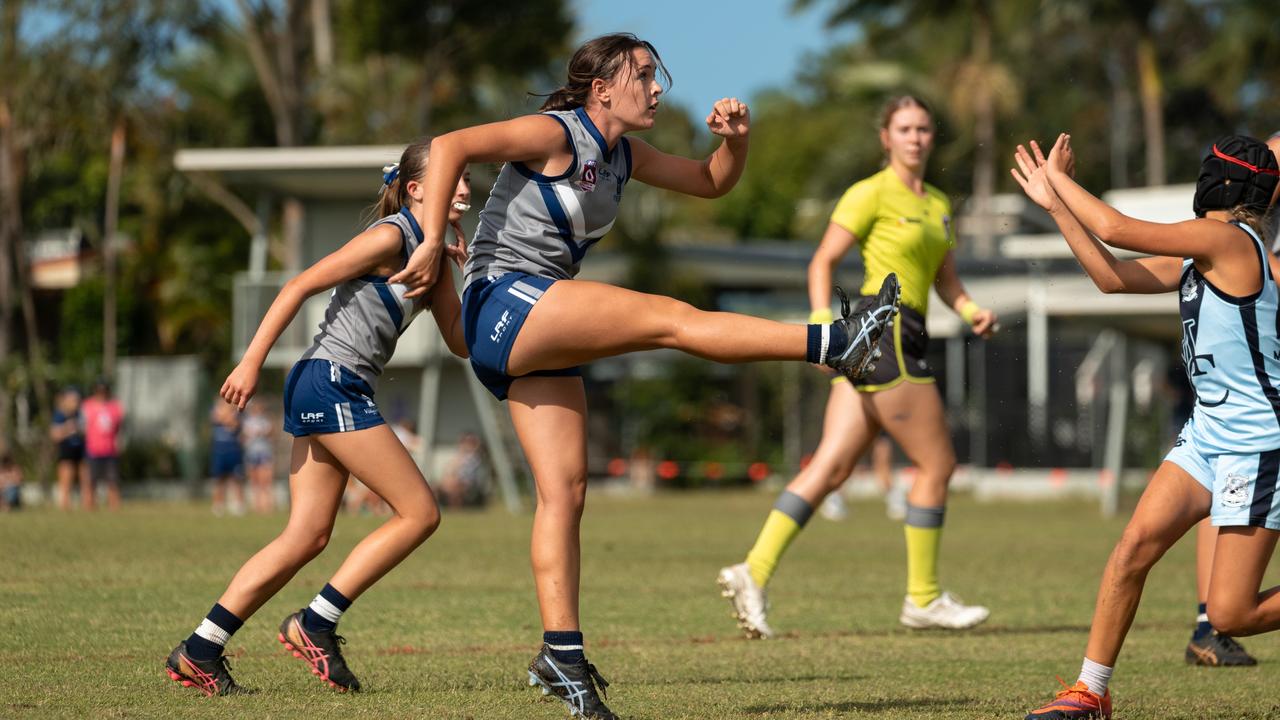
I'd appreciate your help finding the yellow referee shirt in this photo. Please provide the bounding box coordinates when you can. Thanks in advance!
[829,167,954,314]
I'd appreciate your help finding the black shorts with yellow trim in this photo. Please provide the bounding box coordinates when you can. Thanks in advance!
[832,301,935,392]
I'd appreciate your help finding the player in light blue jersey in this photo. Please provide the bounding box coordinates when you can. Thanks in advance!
[1014,134,1280,720]
[387,33,900,720]
[165,140,472,697]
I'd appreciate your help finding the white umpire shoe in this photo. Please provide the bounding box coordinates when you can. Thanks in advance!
[717,563,775,639]
[819,492,849,521]
[898,591,990,629]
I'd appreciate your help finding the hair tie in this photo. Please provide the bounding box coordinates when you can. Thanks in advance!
[382,163,400,187]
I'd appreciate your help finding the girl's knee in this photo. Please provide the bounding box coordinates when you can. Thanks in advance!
[1112,526,1167,576]
[282,525,332,562]
[537,475,588,516]
[1206,600,1257,637]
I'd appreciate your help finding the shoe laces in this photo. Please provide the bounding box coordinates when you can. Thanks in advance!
[585,663,609,700]
[213,655,237,686]
[1214,632,1245,653]
[834,285,852,319]
[1053,676,1099,702]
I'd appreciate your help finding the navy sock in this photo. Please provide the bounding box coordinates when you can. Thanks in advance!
[828,322,849,357]
[543,630,584,664]
[302,583,352,633]
[806,324,823,363]
[1194,602,1213,640]
[806,324,849,364]
[186,603,244,661]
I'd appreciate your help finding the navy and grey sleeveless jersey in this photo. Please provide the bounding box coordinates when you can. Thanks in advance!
[299,208,427,389]
[464,107,632,286]
[1179,222,1280,454]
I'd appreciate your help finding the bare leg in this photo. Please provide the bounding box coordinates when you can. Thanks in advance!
[1195,519,1216,604]
[212,477,226,514]
[1206,526,1280,636]
[867,383,954,508]
[508,281,808,375]
[216,438,347,619]
[1083,462,1209,665]
[81,464,95,511]
[786,379,881,505]
[873,436,893,495]
[316,425,441,600]
[56,460,73,511]
[509,376,589,631]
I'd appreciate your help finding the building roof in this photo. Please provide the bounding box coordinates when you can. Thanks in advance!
[174,146,404,199]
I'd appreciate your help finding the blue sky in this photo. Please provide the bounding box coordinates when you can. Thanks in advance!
[573,1,856,118]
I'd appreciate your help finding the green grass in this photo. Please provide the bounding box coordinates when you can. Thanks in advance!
[1,491,1278,719]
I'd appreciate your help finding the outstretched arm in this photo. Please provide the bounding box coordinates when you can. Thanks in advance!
[391,115,570,296]
[1011,139,1181,294]
[630,97,750,198]
[222,224,403,409]
[1043,134,1252,270]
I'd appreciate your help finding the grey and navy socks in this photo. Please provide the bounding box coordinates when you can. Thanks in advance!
[186,603,244,661]
[1193,602,1213,640]
[544,630,585,664]
[302,583,352,634]
[805,323,850,364]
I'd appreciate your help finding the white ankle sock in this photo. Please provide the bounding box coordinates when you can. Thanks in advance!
[1077,657,1112,695]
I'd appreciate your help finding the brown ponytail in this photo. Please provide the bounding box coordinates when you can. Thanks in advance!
[536,33,671,112]
[365,138,431,225]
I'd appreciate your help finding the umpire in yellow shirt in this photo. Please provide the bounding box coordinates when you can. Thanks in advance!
[718,95,997,637]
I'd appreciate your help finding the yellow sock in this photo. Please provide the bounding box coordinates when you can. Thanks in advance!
[904,503,945,608]
[744,491,814,587]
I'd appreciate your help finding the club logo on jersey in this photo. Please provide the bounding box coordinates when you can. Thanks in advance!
[578,160,598,192]
[1222,472,1252,507]
[490,309,512,344]
[1181,273,1199,302]
[300,411,325,423]
[1182,318,1229,406]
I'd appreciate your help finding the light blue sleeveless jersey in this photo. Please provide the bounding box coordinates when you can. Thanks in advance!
[1179,222,1280,454]
[464,107,632,286]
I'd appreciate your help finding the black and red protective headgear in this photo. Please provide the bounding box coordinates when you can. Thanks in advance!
[1193,135,1280,218]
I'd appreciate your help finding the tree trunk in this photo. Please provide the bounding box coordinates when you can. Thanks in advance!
[1136,35,1165,186]
[0,0,20,449]
[1105,44,1133,188]
[969,6,996,258]
[310,0,332,74]
[0,98,16,448]
[102,118,126,378]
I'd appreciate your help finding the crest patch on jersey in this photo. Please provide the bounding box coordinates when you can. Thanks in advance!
[578,160,598,192]
[1221,472,1252,508]
[1181,273,1200,302]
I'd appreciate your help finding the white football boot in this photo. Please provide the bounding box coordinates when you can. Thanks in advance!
[898,591,990,629]
[716,563,775,639]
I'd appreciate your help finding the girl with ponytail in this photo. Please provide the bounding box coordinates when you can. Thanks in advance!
[386,32,900,720]
[164,142,473,697]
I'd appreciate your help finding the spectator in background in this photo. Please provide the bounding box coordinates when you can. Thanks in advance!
[210,400,246,516]
[81,379,124,511]
[50,387,87,511]
[440,432,488,508]
[0,452,21,511]
[242,401,275,514]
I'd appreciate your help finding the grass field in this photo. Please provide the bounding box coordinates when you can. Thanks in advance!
[2,490,1279,719]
